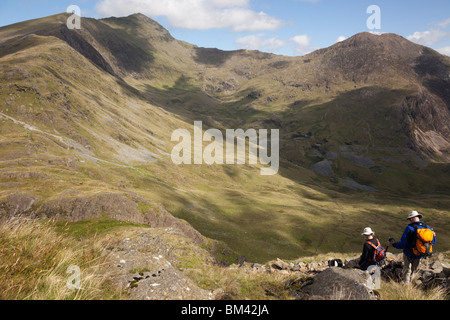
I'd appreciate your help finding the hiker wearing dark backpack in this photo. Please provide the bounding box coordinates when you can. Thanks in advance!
[387,211,436,285]
[358,227,385,271]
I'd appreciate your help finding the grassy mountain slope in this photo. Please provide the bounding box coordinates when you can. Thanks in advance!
[0,13,449,263]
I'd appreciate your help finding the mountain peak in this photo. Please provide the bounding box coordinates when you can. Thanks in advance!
[330,31,426,61]
[128,12,148,19]
[340,31,413,47]
[101,12,174,42]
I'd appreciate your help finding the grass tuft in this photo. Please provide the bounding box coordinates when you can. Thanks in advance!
[379,280,447,300]
[0,218,122,300]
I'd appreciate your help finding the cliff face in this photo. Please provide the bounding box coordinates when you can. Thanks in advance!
[401,90,450,161]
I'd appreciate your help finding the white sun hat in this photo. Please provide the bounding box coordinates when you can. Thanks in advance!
[361,227,374,235]
[406,210,422,220]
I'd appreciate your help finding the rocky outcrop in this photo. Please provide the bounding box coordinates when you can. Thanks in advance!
[0,192,38,217]
[38,192,144,223]
[340,177,378,192]
[309,160,334,176]
[401,91,450,162]
[382,253,450,291]
[0,191,205,245]
[231,254,450,300]
[105,230,213,300]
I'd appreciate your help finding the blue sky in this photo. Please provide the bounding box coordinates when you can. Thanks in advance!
[1,0,449,56]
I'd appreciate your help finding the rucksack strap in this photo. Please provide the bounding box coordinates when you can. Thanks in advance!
[411,222,425,230]
[366,239,381,261]
[366,239,380,249]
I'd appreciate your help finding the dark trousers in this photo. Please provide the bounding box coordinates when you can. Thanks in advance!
[359,260,376,271]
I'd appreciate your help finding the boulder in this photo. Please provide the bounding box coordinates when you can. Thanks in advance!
[430,261,444,274]
[309,160,334,176]
[301,267,377,300]
[271,258,289,271]
[0,192,38,218]
[343,256,360,269]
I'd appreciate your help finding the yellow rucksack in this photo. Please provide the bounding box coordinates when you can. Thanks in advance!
[412,225,434,258]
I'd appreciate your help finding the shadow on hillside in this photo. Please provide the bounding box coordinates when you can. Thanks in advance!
[31,15,156,77]
[118,78,450,262]
[193,47,274,67]
[135,78,450,197]
[88,18,155,74]
[180,180,450,263]
[138,75,274,129]
[194,48,238,67]
[413,48,450,106]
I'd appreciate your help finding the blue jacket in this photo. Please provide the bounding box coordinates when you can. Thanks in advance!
[393,221,437,259]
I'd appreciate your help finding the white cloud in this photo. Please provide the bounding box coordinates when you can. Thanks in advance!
[407,29,448,45]
[291,34,315,55]
[291,35,310,47]
[235,34,267,50]
[210,0,249,8]
[437,46,450,56]
[96,0,284,32]
[235,33,316,56]
[336,35,347,43]
[438,18,450,28]
[235,34,289,51]
[407,18,450,46]
[264,37,289,52]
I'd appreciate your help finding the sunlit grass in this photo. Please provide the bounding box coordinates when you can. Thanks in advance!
[0,218,123,300]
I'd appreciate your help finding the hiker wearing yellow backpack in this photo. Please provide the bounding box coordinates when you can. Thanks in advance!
[387,211,437,285]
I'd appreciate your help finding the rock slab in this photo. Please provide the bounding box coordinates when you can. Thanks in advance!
[301,267,377,300]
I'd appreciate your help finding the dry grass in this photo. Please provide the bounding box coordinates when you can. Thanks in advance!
[379,280,447,300]
[185,265,298,300]
[1,217,447,301]
[186,265,449,300]
[0,218,122,300]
